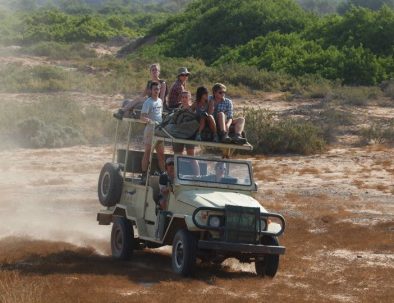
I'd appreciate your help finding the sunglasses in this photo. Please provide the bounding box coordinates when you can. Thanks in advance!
[180,74,189,77]
[167,162,174,166]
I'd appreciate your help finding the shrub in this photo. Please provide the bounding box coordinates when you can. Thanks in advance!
[242,107,326,154]
[0,64,71,92]
[316,106,355,143]
[304,81,333,99]
[360,121,394,145]
[383,81,394,99]
[0,97,116,149]
[334,86,379,106]
[20,41,97,60]
[16,118,86,148]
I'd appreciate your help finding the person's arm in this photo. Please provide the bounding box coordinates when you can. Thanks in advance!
[159,81,166,102]
[191,102,196,112]
[140,100,152,123]
[175,82,184,106]
[208,98,214,115]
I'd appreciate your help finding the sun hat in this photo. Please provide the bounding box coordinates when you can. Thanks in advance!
[177,67,190,76]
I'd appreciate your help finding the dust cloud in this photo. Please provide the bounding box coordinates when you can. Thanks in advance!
[0,145,112,254]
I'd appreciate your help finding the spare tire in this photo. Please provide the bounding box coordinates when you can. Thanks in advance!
[98,163,123,207]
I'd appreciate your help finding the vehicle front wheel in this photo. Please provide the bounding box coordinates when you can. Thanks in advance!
[171,229,197,276]
[111,217,134,260]
[255,236,280,278]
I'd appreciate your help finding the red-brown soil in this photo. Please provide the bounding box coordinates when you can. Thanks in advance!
[0,145,393,303]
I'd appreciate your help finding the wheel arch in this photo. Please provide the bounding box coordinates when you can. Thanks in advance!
[162,215,188,245]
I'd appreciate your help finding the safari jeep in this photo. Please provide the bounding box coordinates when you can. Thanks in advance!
[97,118,286,277]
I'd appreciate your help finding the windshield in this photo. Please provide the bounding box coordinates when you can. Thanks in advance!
[177,157,252,187]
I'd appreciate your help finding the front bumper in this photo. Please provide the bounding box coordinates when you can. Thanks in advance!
[198,240,285,255]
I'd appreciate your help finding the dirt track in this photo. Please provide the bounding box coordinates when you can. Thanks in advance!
[0,145,393,303]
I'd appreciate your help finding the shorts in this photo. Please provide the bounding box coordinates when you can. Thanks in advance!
[144,124,163,146]
[172,143,195,153]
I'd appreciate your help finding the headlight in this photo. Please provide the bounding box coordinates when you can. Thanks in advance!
[208,216,221,228]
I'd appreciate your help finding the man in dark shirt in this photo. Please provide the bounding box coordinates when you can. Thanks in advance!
[158,157,175,209]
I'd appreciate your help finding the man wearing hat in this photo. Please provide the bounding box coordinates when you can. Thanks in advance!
[167,67,190,109]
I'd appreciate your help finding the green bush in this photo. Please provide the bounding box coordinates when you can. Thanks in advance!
[154,0,311,63]
[20,10,138,44]
[20,42,97,60]
[242,108,326,154]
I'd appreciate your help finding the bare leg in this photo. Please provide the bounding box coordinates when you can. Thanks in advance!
[233,117,245,135]
[142,144,152,172]
[207,115,217,134]
[198,117,206,133]
[159,199,167,210]
[124,99,143,111]
[217,112,227,132]
[155,143,165,173]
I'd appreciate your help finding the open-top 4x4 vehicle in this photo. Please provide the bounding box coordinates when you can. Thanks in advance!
[97,118,286,277]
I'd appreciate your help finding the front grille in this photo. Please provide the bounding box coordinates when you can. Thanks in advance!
[224,205,260,244]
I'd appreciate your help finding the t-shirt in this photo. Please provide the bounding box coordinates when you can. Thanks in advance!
[141,97,163,123]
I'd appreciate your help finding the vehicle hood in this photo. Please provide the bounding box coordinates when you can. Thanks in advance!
[176,188,267,213]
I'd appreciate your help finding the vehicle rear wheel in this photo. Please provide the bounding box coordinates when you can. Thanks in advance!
[255,236,280,278]
[171,229,197,276]
[111,217,134,260]
[98,163,123,207]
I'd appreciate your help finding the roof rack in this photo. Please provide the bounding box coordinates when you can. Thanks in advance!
[122,118,253,152]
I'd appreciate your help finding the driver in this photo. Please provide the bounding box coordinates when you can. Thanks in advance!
[158,157,175,209]
[212,162,226,182]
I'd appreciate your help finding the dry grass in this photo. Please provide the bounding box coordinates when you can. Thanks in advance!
[298,167,320,175]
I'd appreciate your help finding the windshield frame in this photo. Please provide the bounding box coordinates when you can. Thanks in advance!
[174,155,255,190]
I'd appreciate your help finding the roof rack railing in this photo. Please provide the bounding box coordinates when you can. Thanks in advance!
[121,118,253,152]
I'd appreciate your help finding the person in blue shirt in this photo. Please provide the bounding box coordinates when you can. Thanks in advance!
[208,83,246,144]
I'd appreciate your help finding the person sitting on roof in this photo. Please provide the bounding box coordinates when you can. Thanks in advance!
[192,86,219,142]
[208,83,246,144]
[167,67,190,110]
[171,91,198,156]
[114,63,167,119]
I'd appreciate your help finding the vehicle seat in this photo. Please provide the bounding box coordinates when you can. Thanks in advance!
[148,175,160,203]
